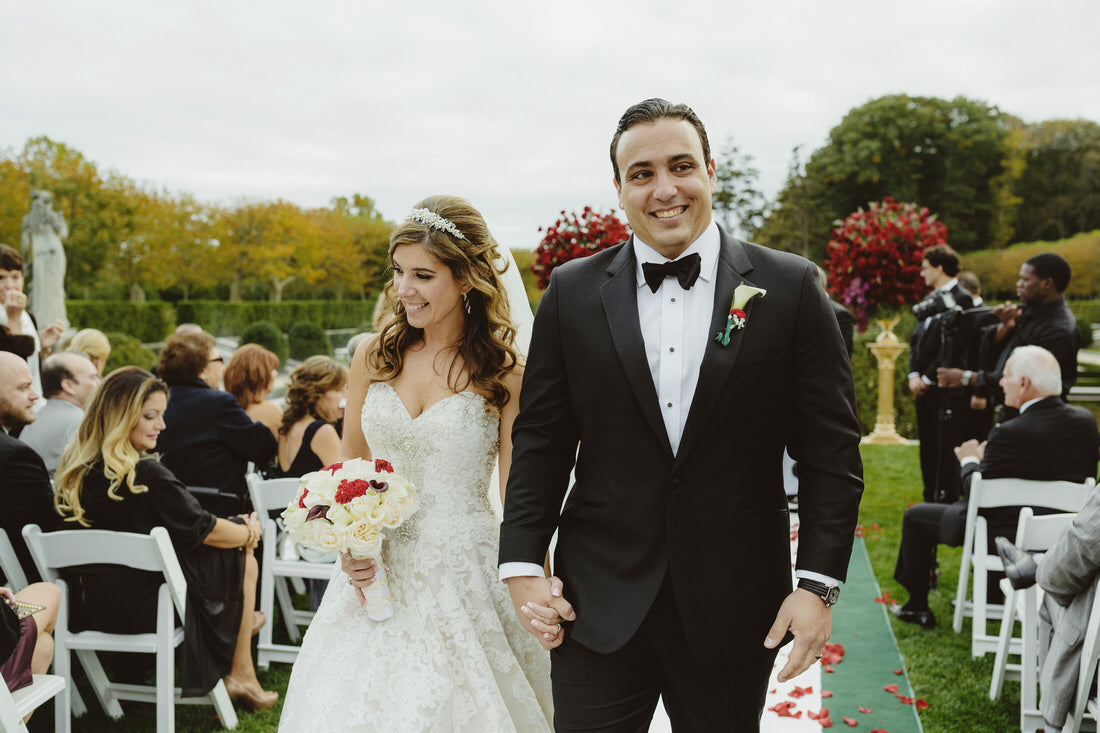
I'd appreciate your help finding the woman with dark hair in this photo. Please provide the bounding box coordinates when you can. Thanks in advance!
[280,196,554,731]
[224,343,282,436]
[155,332,276,516]
[54,367,276,708]
[274,355,346,478]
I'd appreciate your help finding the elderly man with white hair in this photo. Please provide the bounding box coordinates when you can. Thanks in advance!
[890,345,1099,629]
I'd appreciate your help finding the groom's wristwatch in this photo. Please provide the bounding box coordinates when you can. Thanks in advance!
[797,579,840,607]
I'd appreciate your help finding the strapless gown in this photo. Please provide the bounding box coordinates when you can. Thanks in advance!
[279,382,552,732]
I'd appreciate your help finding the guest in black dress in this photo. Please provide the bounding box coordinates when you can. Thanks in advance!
[272,356,347,609]
[53,367,277,708]
[154,332,277,516]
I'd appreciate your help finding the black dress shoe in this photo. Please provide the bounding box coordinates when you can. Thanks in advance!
[889,604,936,629]
[995,536,1038,591]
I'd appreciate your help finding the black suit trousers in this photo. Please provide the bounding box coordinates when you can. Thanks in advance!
[915,390,968,503]
[550,572,780,732]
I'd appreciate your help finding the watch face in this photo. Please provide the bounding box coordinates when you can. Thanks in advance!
[825,586,840,605]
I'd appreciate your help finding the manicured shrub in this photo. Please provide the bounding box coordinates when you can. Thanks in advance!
[1078,316,1095,348]
[288,321,332,360]
[104,332,157,373]
[240,321,288,365]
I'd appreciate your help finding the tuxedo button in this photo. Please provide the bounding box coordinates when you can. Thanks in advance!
[669,479,681,490]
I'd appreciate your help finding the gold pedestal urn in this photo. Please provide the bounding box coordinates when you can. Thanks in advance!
[861,316,913,445]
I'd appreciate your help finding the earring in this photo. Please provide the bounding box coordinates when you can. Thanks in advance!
[462,292,471,315]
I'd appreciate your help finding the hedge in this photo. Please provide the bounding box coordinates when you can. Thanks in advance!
[66,302,176,343]
[288,321,332,360]
[961,230,1100,301]
[174,300,370,337]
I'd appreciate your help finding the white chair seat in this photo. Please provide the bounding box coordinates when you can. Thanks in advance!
[1,673,69,733]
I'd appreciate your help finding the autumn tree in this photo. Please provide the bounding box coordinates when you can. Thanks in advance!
[1011,119,1100,242]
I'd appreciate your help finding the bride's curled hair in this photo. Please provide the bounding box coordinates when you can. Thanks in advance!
[371,195,519,412]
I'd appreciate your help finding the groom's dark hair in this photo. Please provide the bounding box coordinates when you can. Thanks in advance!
[610,98,712,183]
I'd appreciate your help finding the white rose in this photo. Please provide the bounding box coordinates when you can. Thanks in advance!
[326,504,355,530]
[282,504,305,533]
[384,481,408,502]
[347,493,380,519]
[316,523,344,552]
[345,519,383,559]
[380,500,402,527]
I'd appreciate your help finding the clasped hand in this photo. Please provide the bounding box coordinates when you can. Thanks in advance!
[506,576,575,650]
[342,553,381,608]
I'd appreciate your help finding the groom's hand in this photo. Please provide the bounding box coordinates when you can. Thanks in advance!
[764,588,832,683]
[506,576,575,651]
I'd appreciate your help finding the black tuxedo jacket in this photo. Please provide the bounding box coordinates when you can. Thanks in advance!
[942,397,1100,544]
[0,430,61,583]
[500,230,864,665]
[977,297,1080,403]
[909,282,974,380]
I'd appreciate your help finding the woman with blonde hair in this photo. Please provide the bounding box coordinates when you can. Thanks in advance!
[54,367,277,709]
[224,343,282,435]
[65,328,111,375]
[280,196,555,731]
[273,355,346,478]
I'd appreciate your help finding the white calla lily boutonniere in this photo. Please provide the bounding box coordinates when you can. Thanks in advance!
[715,283,767,346]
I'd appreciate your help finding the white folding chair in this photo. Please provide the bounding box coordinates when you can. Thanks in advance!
[0,531,28,591]
[22,524,238,733]
[990,508,1078,702]
[0,672,69,733]
[247,473,338,668]
[1063,577,1100,733]
[952,474,1094,658]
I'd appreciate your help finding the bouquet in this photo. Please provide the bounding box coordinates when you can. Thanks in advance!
[281,457,419,620]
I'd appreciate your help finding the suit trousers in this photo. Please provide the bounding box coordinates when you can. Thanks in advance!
[550,572,780,732]
[915,391,968,503]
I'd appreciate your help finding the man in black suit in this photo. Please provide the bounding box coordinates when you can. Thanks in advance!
[908,244,974,503]
[891,345,1099,628]
[0,351,60,583]
[500,99,864,731]
[939,252,1079,408]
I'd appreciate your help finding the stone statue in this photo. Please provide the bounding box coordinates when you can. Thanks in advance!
[21,189,69,328]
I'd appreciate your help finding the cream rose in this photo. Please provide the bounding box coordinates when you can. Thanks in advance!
[345,519,383,559]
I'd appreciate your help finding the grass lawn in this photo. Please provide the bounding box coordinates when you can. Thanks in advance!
[30,444,1078,731]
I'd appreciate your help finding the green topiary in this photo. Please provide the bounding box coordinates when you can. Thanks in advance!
[240,321,289,365]
[1077,316,1095,348]
[104,332,157,373]
[287,321,332,360]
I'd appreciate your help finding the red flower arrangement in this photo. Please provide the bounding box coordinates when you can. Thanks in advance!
[823,198,948,331]
[531,207,630,290]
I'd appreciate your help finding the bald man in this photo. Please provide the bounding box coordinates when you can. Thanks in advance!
[0,351,59,583]
[21,351,100,475]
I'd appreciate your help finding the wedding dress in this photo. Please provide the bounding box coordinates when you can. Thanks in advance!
[279,381,553,732]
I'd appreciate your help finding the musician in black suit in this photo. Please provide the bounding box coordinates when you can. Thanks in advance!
[892,345,1099,629]
[500,99,864,731]
[0,351,60,583]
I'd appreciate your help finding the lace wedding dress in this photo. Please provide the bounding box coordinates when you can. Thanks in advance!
[279,382,553,732]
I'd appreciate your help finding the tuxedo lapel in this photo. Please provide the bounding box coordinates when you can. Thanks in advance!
[600,241,674,457]
[675,235,757,467]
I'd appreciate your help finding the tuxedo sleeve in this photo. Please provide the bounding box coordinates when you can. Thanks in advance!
[499,269,580,566]
[786,263,864,581]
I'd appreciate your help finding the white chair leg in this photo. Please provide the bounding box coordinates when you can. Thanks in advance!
[274,576,301,643]
[68,682,86,718]
[156,586,175,733]
[209,680,238,730]
[75,650,124,719]
[55,679,71,733]
[954,541,973,633]
[990,583,1018,700]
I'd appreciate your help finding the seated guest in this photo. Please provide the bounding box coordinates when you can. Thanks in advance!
[891,345,1099,628]
[1,582,60,719]
[996,478,1100,733]
[0,245,64,402]
[20,352,101,475]
[223,344,282,436]
[0,352,59,584]
[155,332,276,516]
[272,357,346,609]
[54,367,276,708]
[65,328,111,375]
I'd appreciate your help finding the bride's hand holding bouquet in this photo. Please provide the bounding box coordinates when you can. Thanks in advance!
[282,457,418,620]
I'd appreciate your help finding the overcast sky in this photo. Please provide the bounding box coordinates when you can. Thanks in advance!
[4,0,1099,250]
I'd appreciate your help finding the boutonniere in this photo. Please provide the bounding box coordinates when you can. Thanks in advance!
[715,283,767,346]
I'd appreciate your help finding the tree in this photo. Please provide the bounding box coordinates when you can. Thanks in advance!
[794,95,1009,253]
[711,136,765,239]
[753,146,832,261]
[330,194,393,299]
[531,207,629,290]
[1011,119,1100,242]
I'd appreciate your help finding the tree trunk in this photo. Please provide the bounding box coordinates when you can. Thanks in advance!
[270,275,295,302]
[129,283,146,302]
[229,273,242,302]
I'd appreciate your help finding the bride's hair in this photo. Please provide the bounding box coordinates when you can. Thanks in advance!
[370,195,519,412]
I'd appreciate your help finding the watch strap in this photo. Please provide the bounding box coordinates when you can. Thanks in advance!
[797,578,839,607]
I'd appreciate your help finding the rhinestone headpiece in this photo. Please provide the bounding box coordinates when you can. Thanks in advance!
[406,208,466,240]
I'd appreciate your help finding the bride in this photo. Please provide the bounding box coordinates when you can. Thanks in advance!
[279,196,563,732]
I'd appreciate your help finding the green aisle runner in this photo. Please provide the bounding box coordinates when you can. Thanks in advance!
[825,537,924,732]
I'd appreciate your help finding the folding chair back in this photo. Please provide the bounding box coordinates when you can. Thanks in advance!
[952,474,1094,658]
[0,530,28,590]
[247,472,337,668]
[21,524,237,732]
[0,672,69,733]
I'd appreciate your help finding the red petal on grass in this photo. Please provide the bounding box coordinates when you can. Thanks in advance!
[895,695,914,705]
[882,683,899,693]
[808,708,828,720]
[820,717,833,728]
[821,690,833,698]
[859,707,872,713]
[870,729,890,733]
[855,525,865,537]
[823,664,835,673]
[893,669,903,675]
[789,685,813,698]
[914,699,929,710]
[768,701,799,717]
[843,716,858,727]
[873,590,894,604]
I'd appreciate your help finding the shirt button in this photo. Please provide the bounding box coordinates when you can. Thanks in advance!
[669,347,675,353]
[670,297,676,303]
[666,402,673,408]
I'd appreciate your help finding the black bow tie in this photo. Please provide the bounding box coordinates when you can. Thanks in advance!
[641,253,701,294]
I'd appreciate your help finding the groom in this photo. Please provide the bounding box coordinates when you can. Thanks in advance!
[500,98,864,731]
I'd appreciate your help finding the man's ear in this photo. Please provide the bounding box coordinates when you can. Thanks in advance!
[613,177,623,209]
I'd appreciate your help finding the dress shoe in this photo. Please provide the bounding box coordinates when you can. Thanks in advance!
[224,676,278,711]
[889,604,936,629]
[995,536,1038,591]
